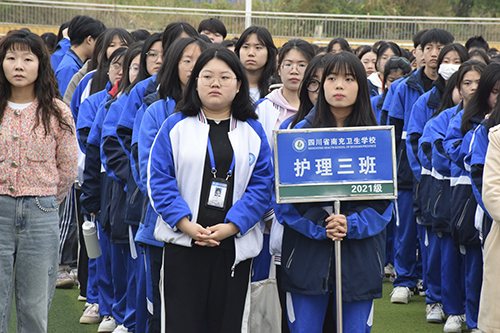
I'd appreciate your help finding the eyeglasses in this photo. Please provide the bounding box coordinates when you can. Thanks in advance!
[198,74,236,87]
[178,59,194,69]
[307,79,320,92]
[109,63,122,72]
[146,51,163,61]
[281,62,307,73]
[129,65,139,75]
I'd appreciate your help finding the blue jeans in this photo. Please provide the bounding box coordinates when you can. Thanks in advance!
[0,195,59,333]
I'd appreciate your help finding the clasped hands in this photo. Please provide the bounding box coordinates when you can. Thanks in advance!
[177,217,239,247]
[325,214,347,241]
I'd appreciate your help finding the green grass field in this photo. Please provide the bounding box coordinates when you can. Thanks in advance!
[8,280,465,332]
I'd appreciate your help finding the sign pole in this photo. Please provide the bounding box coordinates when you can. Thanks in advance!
[334,200,342,333]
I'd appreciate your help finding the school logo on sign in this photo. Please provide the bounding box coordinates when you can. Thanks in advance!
[292,137,307,152]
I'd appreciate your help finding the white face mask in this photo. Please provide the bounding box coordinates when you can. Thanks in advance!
[438,64,460,81]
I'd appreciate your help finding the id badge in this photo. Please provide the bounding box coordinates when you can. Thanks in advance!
[206,178,230,210]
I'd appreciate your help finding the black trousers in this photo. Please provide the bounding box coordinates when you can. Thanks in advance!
[163,242,251,333]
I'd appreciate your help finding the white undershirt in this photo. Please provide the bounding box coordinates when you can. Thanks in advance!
[8,101,33,110]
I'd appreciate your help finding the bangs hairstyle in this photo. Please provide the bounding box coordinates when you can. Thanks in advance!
[198,18,227,39]
[437,43,468,67]
[176,47,257,121]
[91,44,129,95]
[235,26,277,99]
[326,37,352,53]
[117,41,144,94]
[412,29,429,48]
[434,60,486,116]
[125,32,161,94]
[383,57,412,88]
[292,53,334,128]
[277,39,315,69]
[420,28,454,50]
[461,62,500,135]
[158,37,208,102]
[312,52,377,128]
[376,42,402,71]
[0,30,72,135]
[97,28,133,66]
[468,49,490,65]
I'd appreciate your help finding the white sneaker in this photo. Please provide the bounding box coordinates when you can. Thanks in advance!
[112,324,129,333]
[443,315,465,332]
[98,316,117,333]
[426,303,444,323]
[79,303,101,324]
[384,264,396,282]
[390,286,412,304]
[470,329,484,333]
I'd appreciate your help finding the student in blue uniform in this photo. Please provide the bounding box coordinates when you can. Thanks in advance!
[148,47,273,332]
[50,21,70,70]
[275,52,393,333]
[55,15,106,97]
[135,36,206,333]
[387,29,454,311]
[371,57,412,124]
[443,62,500,332]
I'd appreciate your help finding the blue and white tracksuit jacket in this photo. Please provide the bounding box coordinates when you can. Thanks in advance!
[466,122,493,241]
[443,110,481,245]
[147,111,274,271]
[134,97,176,248]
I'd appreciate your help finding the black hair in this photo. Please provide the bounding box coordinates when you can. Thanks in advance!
[131,29,150,42]
[235,26,277,99]
[87,31,105,72]
[53,21,70,53]
[277,38,315,69]
[461,62,500,135]
[198,34,212,44]
[117,42,144,94]
[491,54,500,63]
[372,40,386,52]
[465,36,489,52]
[41,32,57,51]
[90,46,127,95]
[127,32,162,94]
[162,22,198,55]
[312,52,377,128]
[401,48,413,61]
[437,43,468,67]
[412,29,429,48]
[158,37,207,102]
[220,39,236,49]
[0,30,72,135]
[198,18,227,39]
[383,57,412,89]
[354,45,371,57]
[96,28,133,68]
[67,15,106,46]
[176,48,257,121]
[326,37,352,53]
[468,49,490,65]
[315,46,327,55]
[420,28,454,50]
[291,53,333,128]
[357,46,376,61]
[432,72,459,117]
[376,42,402,71]
[488,48,499,57]
[434,60,486,116]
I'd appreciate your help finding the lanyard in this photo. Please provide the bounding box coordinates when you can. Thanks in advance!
[207,136,235,180]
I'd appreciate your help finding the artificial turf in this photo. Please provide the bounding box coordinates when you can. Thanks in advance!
[8,280,467,332]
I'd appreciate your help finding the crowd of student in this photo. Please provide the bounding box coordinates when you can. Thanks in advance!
[2,12,500,333]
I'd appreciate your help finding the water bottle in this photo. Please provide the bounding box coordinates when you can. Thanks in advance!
[82,216,102,259]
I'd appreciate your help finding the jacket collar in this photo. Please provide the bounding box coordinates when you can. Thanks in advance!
[197,109,237,131]
[406,67,425,94]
